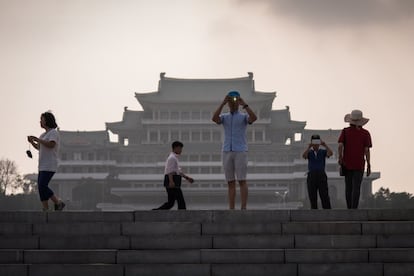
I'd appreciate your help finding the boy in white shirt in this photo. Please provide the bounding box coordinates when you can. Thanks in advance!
[153,141,194,210]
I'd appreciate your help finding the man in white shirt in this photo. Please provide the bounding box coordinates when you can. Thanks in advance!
[153,141,194,210]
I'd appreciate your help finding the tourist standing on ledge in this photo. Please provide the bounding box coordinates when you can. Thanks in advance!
[338,109,372,209]
[27,111,65,211]
[212,91,257,210]
[302,134,333,209]
[153,141,194,210]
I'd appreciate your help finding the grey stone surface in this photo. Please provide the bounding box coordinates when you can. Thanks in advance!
[0,210,414,276]
[135,210,213,222]
[201,249,284,264]
[131,235,211,249]
[212,210,290,223]
[0,212,46,223]
[39,236,130,249]
[0,236,39,249]
[213,234,294,249]
[285,249,369,263]
[369,248,414,262]
[0,223,32,235]
[0,264,28,276]
[294,235,376,249]
[24,250,117,264]
[298,263,383,276]
[377,234,414,248]
[384,263,414,276]
[118,249,200,264]
[282,222,361,235]
[211,264,297,276]
[125,264,210,276]
[362,222,414,234]
[29,264,123,276]
[47,211,134,222]
[0,250,23,264]
[33,222,121,235]
[122,222,200,235]
[290,209,368,222]
[367,209,414,221]
[202,222,281,235]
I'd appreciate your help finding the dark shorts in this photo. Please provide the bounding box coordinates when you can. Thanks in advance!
[37,171,55,201]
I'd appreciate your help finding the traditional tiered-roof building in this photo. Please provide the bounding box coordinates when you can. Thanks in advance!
[51,73,380,210]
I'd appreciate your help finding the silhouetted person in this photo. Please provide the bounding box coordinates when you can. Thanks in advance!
[302,134,333,209]
[338,110,372,209]
[153,141,194,210]
[212,91,257,209]
[28,111,65,211]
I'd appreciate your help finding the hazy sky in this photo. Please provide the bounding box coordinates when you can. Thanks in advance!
[1,0,413,193]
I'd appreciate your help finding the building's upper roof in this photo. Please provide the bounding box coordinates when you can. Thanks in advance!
[60,130,109,146]
[135,73,276,109]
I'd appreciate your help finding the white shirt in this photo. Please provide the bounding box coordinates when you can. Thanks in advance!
[164,152,182,175]
[38,128,59,172]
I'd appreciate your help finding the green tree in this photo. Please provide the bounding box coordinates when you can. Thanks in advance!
[364,187,414,208]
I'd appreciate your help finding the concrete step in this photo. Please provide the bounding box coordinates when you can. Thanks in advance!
[0,210,414,276]
[1,263,414,276]
[2,248,414,264]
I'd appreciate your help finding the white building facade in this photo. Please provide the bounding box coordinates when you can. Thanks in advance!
[51,73,380,210]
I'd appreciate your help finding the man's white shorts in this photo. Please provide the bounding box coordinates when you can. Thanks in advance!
[222,151,248,182]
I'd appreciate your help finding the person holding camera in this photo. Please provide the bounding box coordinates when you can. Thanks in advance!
[302,134,333,209]
[212,91,257,210]
[27,111,65,212]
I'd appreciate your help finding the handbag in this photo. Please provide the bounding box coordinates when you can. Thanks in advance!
[339,164,347,176]
[163,174,182,187]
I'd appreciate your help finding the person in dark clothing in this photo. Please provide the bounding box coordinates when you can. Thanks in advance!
[153,141,194,210]
[302,134,333,209]
[338,110,372,209]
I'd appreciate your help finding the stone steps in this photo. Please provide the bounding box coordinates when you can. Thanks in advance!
[0,209,413,276]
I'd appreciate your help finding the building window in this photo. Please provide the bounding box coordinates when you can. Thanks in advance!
[160,131,168,143]
[200,154,210,161]
[294,133,302,142]
[202,111,211,120]
[255,130,263,142]
[192,111,200,120]
[212,167,222,173]
[200,167,210,173]
[149,131,158,142]
[124,138,129,146]
[189,155,199,162]
[171,130,179,141]
[88,153,94,160]
[247,130,253,142]
[160,111,168,120]
[171,111,179,120]
[74,152,82,161]
[202,130,210,141]
[192,130,200,142]
[212,131,221,142]
[212,154,221,161]
[181,111,190,120]
[181,131,189,141]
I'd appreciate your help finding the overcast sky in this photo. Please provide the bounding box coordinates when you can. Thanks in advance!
[1,0,413,194]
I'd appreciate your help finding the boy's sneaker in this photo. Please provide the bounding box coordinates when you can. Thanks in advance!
[54,201,66,211]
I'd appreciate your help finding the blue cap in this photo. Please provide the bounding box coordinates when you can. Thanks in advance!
[227,91,240,97]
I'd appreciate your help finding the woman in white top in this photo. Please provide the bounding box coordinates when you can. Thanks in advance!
[28,112,65,211]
